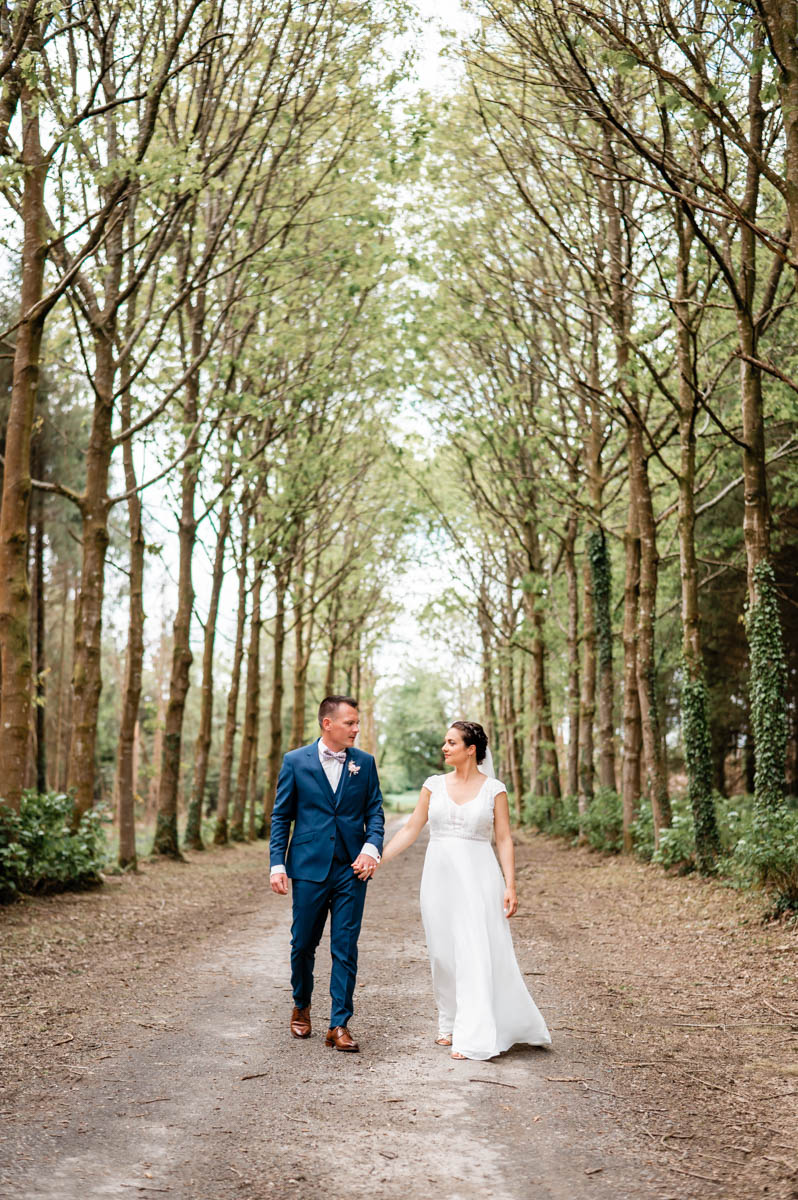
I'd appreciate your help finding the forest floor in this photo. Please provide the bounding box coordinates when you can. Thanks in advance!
[1,821,797,1200]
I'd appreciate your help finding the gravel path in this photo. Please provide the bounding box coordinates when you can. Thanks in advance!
[1,822,795,1199]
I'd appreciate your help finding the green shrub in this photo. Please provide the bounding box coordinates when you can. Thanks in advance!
[581,788,624,854]
[631,801,655,861]
[523,792,580,839]
[524,789,623,854]
[714,795,754,853]
[733,807,798,913]
[0,792,107,902]
[652,808,696,873]
[524,773,798,912]
[632,794,699,872]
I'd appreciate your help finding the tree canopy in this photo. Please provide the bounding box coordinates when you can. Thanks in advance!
[1,0,796,907]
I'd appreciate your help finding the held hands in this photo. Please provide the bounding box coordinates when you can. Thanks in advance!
[503,886,518,918]
[352,853,378,881]
[271,854,378,891]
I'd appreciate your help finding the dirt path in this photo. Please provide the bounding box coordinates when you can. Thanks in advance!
[1,823,796,1199]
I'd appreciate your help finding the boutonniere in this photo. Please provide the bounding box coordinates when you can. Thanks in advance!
[347,761,360,776]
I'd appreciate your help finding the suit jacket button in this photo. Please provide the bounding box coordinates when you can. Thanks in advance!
[330,835,334,840]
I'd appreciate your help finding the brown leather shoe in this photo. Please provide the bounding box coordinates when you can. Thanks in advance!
[325,1025,359,1052]
[290,1006,311,1039]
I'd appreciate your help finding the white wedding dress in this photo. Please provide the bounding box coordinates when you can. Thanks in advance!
[420,773,551,1060]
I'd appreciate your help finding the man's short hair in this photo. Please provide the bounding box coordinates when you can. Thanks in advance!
[318,695,359,727]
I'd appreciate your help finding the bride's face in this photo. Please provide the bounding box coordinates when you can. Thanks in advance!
[443,727,473,769]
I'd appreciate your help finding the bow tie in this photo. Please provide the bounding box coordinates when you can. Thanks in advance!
[322,747,346,764]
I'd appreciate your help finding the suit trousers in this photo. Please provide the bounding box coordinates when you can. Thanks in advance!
[290,858,368,1029]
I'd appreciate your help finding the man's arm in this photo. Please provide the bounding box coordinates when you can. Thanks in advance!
[352,757,386,880]
[269,755,296,894]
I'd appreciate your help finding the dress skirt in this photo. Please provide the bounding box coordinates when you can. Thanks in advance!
[420,835,551,1060]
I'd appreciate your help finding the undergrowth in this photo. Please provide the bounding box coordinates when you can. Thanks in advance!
[523,788,798,916]
[0,791,107,902]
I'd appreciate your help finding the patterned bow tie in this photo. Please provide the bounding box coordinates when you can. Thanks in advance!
[322,747,346,764]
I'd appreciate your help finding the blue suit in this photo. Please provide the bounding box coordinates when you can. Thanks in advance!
[270,740,384,1028]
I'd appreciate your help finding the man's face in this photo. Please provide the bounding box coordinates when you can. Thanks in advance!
[321,703,359,751]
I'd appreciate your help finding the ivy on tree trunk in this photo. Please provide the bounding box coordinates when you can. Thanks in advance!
[746,561,788,815]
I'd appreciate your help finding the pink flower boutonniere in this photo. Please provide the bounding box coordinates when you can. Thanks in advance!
[348,762,360,776]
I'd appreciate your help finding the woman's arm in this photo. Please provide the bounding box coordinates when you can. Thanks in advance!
[493,790,518,917]
[381,788,431,863]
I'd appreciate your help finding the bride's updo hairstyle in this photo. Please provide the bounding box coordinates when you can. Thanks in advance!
[450,720,488,765]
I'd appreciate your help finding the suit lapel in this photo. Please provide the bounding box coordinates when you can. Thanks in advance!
[307,742,335,803]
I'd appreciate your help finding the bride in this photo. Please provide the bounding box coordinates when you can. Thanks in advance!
[381,720,551,1061]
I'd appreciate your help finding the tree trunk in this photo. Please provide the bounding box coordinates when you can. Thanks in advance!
[247,627,263,842]
[231,563,263,841]
[711,724,729,798]
[735,38,773,604]
[114,379,145,870]
[629,418,671,835]
[621,513,642,852]
[247,727,260,841]
[736,43,788,819]
[132,721,141,803]
[521,517,560,798]
[115,546,143,866]
[527,600,560,798]
[289,621,309,750]
[564,513,580,798]
[289,527,313,750]
[31,487,46,793]
[264,560,289,825]
[67,329,116,820]
[0,88,47,811]
[584,346,613,796]
[148,623,169,819]
[598,126,658,840]
[744,724,756,794]
[213,505,249,844]
[674,210,721,872]
[53,565,71,791]
[65,138,128,822]
[152,287,204,857]
[184,493,231,849]
[359,661,378,758]
[589,528,616,793]
[477,572,498,756]
[517,647,527,786]
[578,551,596,813]
[324,591,339,695]
[737,326,772,600]
[757,2,798,255]
[526,654,539,796]
[499,649,523,820]
[324,643,337,696]
[602,126,637,803]
[151,456,197,857]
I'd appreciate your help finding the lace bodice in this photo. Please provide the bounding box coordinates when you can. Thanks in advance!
[423,773,506,842]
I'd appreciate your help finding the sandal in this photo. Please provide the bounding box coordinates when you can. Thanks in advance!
[451,1051,467,1060]
[435,1035,452,1046]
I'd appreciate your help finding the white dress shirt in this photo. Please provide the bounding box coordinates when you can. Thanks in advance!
[270,739,380,876]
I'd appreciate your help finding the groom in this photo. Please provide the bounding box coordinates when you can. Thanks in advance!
[269,695,384,1052]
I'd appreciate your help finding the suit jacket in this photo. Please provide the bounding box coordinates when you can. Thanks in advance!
[269,740,385,882]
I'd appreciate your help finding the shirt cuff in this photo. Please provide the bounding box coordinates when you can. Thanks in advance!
[270,864,286,876]
[361,843,381,863]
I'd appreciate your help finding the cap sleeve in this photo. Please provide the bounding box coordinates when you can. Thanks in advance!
[490,777,508,797]
[422,775,438,793]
